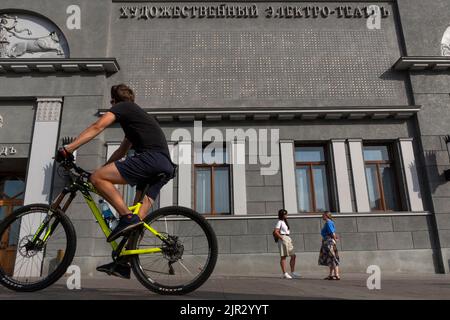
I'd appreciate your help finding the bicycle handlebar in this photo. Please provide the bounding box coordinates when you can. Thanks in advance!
[56,157,91,178]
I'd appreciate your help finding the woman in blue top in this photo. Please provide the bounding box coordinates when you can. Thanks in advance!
[318,211,341,280]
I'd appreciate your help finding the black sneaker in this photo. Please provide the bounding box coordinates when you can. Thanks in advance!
[96,261,131,279]
[107,214,143,242]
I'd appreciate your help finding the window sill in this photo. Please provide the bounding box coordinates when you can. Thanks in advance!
[202,211,431,220]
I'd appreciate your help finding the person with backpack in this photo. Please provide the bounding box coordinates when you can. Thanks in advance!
[273,209,301,279]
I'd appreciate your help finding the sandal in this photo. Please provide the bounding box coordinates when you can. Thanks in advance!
[324,276,334,280]
[333,276,341,280]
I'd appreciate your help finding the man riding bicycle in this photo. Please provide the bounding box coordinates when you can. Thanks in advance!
[56,84,175,279]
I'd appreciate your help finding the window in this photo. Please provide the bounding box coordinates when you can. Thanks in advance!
[295,146,330,212]
[0,175,25,247]
[363,145,400,211]
[195,144,231,215]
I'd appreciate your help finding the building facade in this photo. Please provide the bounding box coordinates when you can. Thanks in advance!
[1,0,450,276]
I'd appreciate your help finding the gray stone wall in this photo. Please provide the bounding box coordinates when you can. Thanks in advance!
[0,101,35,147]
[107,1,408,109]
[207,214,438,273]
[208,215,436,255]
[412,92,450,273]
[396,0,450,272]
[397,0,450,56]
[246,163,284,215]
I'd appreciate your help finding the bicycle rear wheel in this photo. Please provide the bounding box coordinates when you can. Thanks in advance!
[128,206,218,295]
[0,204,76,292]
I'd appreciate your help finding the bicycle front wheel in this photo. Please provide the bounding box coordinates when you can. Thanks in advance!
[128,206,218,295]
[0,204,76,292]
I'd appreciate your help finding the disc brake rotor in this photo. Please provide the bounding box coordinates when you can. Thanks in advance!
[161,235,184,263]
[18,235,43,258]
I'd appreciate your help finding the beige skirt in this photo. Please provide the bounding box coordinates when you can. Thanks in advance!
[278,235,295,257]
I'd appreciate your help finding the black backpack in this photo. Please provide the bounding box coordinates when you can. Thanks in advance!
[273,229,279,243]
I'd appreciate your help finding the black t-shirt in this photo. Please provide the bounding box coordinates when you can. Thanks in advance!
[109,101,170,157]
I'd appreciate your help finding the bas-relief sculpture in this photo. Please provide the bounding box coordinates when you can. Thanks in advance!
[441,24,450,56]
[0,14,67,58]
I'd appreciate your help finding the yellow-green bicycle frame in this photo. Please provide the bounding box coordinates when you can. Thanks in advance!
[83,193,163,257]
[35,179,166,258]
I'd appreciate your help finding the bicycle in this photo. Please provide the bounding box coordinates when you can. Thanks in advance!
[0,156,218,295]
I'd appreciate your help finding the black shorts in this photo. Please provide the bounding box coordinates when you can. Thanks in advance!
[114,150,174,200]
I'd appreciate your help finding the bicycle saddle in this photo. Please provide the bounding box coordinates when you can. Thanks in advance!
[154,164,178,184]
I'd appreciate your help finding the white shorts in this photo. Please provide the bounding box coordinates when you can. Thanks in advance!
[278,235,295,257]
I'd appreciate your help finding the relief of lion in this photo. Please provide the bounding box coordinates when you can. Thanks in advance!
[8,31,64,58]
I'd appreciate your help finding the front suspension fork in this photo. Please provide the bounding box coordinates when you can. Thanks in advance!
[32,188,76,245]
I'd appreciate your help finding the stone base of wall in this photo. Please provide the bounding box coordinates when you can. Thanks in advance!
[69,249,439,277]
[213,250,439,275]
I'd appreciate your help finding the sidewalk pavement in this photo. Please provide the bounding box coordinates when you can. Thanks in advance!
[1,272,449,300]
